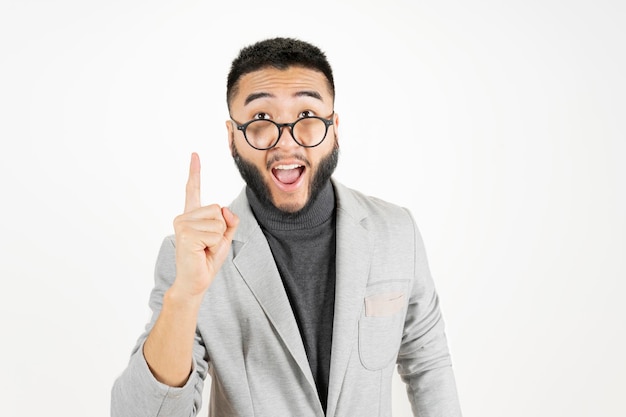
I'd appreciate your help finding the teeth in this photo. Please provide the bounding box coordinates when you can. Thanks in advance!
[275,164,302,170]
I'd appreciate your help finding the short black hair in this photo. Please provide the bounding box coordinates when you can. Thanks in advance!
[226,37,335,109]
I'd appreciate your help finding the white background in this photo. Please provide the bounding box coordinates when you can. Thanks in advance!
[1,0,624,416]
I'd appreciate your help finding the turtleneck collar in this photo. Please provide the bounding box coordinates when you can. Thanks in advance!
[246,181,336,232]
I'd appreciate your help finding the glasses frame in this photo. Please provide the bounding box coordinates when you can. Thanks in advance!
[230,112,335,150]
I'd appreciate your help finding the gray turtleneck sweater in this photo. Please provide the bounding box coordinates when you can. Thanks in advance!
[246,182,336,413]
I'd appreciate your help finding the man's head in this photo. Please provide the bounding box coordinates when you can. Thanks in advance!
[226,37,335,111]
[225,38,339,214]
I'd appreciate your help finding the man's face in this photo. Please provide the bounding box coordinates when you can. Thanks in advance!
[226,66,339,213]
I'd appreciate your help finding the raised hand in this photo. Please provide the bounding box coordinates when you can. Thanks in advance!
[171,152,239,298]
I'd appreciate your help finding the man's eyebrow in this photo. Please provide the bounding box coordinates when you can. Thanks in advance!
[244,90,324,106]
[244,92,274,106]
[295,90,323,100]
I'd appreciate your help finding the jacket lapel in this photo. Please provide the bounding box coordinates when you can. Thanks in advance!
[228,190,318,394]
[326,182,372,417]
[228,183,372,416]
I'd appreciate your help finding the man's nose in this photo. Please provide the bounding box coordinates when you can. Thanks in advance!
[274,125,300,150]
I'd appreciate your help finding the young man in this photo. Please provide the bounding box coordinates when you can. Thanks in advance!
[112,37,462,417]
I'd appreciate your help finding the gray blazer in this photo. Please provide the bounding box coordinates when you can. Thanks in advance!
[112,180,462,417]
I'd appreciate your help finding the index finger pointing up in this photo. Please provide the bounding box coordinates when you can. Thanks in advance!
[184,152,201,213]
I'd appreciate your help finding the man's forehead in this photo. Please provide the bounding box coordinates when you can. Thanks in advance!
[233,66,332,105]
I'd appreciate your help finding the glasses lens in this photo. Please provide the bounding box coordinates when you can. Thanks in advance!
[245,120,279,149]
[293,117,328,146]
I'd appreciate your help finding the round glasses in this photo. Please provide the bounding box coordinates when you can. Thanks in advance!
[231,113,335,150]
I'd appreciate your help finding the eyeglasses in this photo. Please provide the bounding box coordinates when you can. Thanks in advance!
[230,112,335,150]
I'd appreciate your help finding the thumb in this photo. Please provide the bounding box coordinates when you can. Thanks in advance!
[221,207,239,243]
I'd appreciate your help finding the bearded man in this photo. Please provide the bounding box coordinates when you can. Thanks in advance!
[112,37,462,417]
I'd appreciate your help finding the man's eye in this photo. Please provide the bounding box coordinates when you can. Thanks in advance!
[254,113,270,120]
[299,110,315,118]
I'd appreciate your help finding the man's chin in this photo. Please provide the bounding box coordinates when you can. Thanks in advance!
[272,199,307,214]
[232,138,339,215]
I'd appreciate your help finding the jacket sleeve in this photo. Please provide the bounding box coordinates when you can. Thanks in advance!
[396,209,463,417]
[111,236,210,417]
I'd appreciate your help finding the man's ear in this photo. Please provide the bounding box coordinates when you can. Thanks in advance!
[225,120,235,156]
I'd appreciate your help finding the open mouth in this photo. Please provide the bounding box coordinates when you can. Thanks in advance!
[272,164,305,186]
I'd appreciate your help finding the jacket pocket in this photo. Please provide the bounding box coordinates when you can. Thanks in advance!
[358,282,409,370]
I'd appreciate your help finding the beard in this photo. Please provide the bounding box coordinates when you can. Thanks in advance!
[231,135,339,214]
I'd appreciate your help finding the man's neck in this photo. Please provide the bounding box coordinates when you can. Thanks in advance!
[246,181,336,231]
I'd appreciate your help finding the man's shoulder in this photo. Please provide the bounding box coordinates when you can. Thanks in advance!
[333,180,414,224]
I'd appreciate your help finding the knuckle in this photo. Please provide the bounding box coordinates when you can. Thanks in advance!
[207,203,221,213]
[175,227,191,240]
[173,214,186,229]
[215,218,227,233]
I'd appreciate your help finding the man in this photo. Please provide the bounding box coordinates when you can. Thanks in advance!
[112,37,462,417]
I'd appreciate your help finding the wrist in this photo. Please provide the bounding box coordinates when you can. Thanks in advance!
[164,284,205,311]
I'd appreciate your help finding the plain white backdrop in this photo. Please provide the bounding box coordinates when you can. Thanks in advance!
[1,0,624,416]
